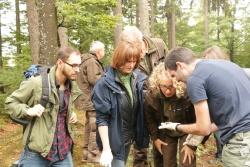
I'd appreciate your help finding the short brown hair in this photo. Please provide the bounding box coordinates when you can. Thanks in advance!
[111,41,141,70]
[56,47,80,61]
[165,47,196,70]
[203,45,229,60]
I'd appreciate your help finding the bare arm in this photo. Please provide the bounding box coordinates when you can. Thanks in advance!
[177,100,218,135]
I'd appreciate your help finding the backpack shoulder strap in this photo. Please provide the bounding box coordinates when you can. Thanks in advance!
[40,67,51,108]
[25,67,51,149]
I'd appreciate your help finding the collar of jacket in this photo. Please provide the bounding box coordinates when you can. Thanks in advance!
[143,36,157,54]
[49,66,72,92]
[102,67,147,94]
[80,52,97,63]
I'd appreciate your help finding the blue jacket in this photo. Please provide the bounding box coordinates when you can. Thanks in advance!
[92,67,149,160]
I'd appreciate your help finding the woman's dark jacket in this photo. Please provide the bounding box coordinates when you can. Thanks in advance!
[144,89,195,141]
[92,67,149,160]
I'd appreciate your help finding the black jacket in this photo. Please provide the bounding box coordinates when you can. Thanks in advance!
[92,67,149,160]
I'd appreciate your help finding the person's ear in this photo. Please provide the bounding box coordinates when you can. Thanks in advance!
[176,62,183,69]
[56,59,64,69]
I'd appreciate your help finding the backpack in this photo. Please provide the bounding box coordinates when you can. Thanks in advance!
[9,64,51,126]
[9,65,51,167]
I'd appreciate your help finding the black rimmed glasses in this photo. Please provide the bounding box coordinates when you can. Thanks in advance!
[159,84,173,90]
[63,61,80,70]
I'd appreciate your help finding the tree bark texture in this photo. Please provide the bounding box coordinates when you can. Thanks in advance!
[37,0,58,65]
[58,27,68,47]
[138,0,150,36]
[114,0,123,47]
[15,0,21,54]
[166,0,176,49]
[26,0,40,64]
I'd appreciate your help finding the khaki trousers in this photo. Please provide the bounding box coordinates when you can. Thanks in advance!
[222,131,250,167]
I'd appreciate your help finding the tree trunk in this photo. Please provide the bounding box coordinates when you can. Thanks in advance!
[166,0,176,49]
[114,0,123,47]
[136,0,139,28]
[26,0,40,64]
[150,0,156,36]
[204,0,209,47]
[138,0,150,36]
[0,14,2,68]
[15,0,21,54]
[37,0,58,65]
[58,27,68,47]
[216,0,220,41]
[228,3,236,62]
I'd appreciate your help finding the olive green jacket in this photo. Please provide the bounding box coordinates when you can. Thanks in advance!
[5,66,78,157]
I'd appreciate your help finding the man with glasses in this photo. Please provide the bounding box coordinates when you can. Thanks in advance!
[75,41,105,163]
[5,47,81,167]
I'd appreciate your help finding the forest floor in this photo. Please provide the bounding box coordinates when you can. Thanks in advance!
[0,111,223,167]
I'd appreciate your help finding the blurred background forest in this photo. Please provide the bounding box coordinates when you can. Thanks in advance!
[0,0,250,95]
[0,0,249,166]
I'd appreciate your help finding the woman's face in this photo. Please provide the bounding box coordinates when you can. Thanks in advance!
[159,78,176,97]
[119,58,137,75]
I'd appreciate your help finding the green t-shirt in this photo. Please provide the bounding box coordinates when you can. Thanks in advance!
[118,72,133,104]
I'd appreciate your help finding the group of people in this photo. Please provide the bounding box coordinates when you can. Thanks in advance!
[5,25,250,167]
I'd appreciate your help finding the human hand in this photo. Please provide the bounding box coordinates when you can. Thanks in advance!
[69,112,77,123]
[154,138,168,154]
[183,134,204,146]
[181,145,195,164]
[99,149,113,167]
[158,122,180,131]
[26,104,45,117]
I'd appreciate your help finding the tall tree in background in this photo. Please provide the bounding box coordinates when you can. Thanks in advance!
[58,26,68,47]
[26,0,40,64]
[114,0,123,47]
[27,0,58,65]
[204,0,209,47]
[37,0,58,65]
[15,0,21,54]
[226,0,237,61]
[138,0,150,36]
[0,14,2,68]
[57,0,116,54]
[149,0,157,36]
[0,1,10,68]
[166,0,176,49]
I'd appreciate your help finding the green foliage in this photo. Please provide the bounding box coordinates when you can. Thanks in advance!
[57,0,117,55]
[0,52,31,114]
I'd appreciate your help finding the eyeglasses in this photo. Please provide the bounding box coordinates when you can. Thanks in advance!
[159,84,173,90]
[63,61,80,70]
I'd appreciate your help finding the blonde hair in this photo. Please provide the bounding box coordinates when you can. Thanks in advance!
[148,62,187,98]
[203,45,229,60]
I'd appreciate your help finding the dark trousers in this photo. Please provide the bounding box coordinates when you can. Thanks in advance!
[161,135,196,167]
[82,110,100,162]
[133,145,148,167]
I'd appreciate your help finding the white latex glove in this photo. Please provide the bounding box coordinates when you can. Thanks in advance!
[26,104,45,117]
[183,134,204,146]
[158,122,180,131]
[99,149,113,167]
